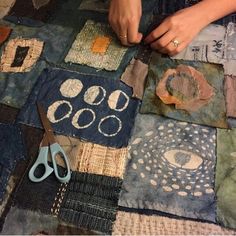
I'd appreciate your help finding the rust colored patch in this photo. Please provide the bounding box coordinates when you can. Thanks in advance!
[91,36,111,53]
[0,26,11,46]
[156,65,214,112]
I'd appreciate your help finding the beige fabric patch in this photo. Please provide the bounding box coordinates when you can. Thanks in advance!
[52,135,128,178]
[65,20,128,71]
[0,0,16,19]
[32,0,51,10]
[113,211,235,235]
[0,38,44,73]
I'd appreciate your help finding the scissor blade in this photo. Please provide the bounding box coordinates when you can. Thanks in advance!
[37,102,56,144]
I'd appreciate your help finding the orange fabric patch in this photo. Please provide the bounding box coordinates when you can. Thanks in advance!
[0,26,11,46]
[91,36,111,53]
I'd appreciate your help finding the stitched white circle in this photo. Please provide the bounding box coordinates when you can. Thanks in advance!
[72,108,96,129]
[47,100,73,123]
[98,115,122,137]
[108,90,130,112]
[84,86,106,105]
[60,78,83,98]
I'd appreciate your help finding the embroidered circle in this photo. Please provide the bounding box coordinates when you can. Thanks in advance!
[60,78,83,98]
[108,90,130,112]
[72,108,96,129]
[47,100,73,123]
[84,86,106,105]
[98,115,122,137]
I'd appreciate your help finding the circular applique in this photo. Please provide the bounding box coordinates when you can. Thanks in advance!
[60,78,83,98]
[84,86,106,105]
[108,90,129,112]
[72,108,96,129]
[98,115,122,137]
[47,100,73,123]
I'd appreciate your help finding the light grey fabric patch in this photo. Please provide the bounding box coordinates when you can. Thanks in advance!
[224,22,236,60]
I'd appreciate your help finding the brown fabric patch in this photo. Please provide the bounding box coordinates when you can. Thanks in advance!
[0,0,16,19]
[156,64,215,112]
[0,104,19,124]
[0,38,44,73]
[0,26,11,46]
[113,211,236,235]
[121,58,148,100]
[32,0,50,10]
[91,36,111,54]
[51,135,128,178]
[224,75,236,118]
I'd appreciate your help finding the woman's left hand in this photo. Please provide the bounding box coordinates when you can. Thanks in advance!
[144,6,209,56]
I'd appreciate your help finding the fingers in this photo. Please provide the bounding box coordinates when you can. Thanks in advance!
[127,19,143,44]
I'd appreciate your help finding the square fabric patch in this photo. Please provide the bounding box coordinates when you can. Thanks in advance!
[216,128,236,229]
[65,20,128,71]
[0,26,11,46]
[78,0,110,12]
[17,68,139,148]
[0,123,25,202]
[0,38,44,72]
[58,172,122,234]
[140,52,227,128]
[119,114,217,222]
[53,135,128,178]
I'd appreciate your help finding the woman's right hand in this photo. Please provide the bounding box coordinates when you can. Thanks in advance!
[108,0,143,46]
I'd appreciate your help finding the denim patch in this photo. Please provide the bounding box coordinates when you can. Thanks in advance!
[119,113,217,222]
[58,172,122,234]
[0,123,26,202]
[140,52,227,128]
[65,20,128,71]
[17,68,139,148]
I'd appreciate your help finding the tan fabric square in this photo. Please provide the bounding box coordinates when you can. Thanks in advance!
[0,0,16,19]
[53,135,128,178]
[91,36,111,54]
[0,38,44,73]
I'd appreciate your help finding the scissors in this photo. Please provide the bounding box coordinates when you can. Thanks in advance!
[28,102,71,183]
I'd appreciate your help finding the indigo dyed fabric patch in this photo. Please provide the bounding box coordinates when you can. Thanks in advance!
[7,0,56,23]
[53,135,128,178]
[0,123,25,202]
[0,38,44,72]
[17,68,139,148]
[59,172,122,234]
[140,52,227,128]
[216,128,236,229]
[119,113,217,222]
[65,20,128,71]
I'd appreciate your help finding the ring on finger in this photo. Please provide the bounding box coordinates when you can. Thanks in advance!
[171,39,180,48]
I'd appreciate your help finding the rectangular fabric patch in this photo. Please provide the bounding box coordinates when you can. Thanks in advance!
[0,38,44,72]
[54,135,128,178]
[113,211,235,235]
[119,113,217,222]
[78,0,110,12]
[17,68,139,148]
[140,52,228,128]
[0,123,25,202]
[121,58,148,100]
[171,24,226,64]
[0,0,15,19]
[0,25,11,45]
[91,36,111,54]
[224,23,236,60]
[65,20,128,71]
[216,128,236,229]
[58,172,122,234]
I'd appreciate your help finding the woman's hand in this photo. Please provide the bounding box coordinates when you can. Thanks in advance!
[109,0,143,46]
[144,6,209,56]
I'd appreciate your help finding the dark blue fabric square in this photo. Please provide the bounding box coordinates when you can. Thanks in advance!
[17,68,140,148]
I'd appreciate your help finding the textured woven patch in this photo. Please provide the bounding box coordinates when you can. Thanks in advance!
[140,52,227,128]
[54,135,128,178]
[113,211,235,235]
[65,20,128,71]
[0,0,15,19]
[0,26,11,45]
[58,172,122,234]
[91,36,111,54]
[0,38,44,72]
[119,113,217,222]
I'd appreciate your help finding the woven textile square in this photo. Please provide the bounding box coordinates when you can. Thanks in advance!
[65,20,128,71]
[119,113,217,222]
[0,38,43,72]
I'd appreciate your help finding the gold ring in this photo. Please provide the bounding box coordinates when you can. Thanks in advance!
[119,35,127,39]
[171,39,180,47]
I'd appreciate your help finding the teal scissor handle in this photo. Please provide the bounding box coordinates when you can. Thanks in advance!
[28,146,54,182]
[50,143,71,183]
